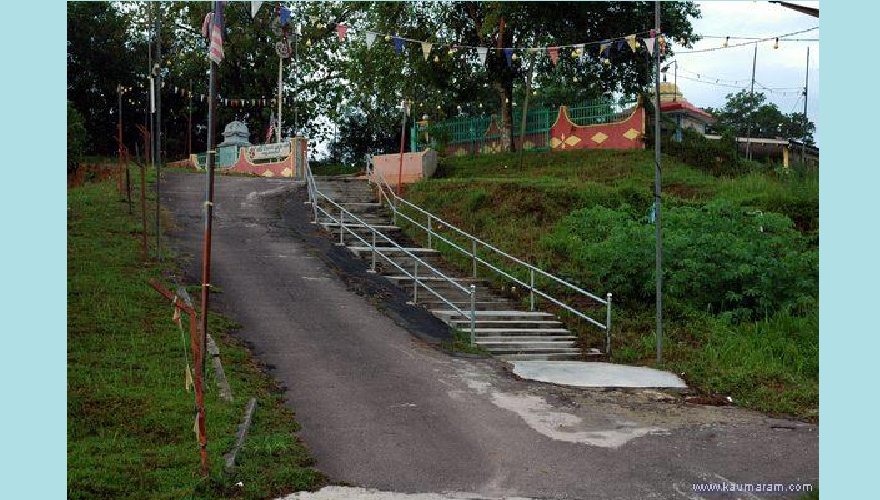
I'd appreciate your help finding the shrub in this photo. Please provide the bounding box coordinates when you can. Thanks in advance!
[541,201,817,320]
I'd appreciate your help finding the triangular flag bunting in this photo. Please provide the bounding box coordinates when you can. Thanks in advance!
[643,37,655,56]
[574,43,585,62]
[547,46,559,66]
[280,6,290,26]
[626,34,638,52]
[599,40,610,59]
[250,1,262,18]
[503,48,514,67]
[366,32,376,49]
[185,364,194,392]
[616,40,626,53]
[477,47,488,65]
[337,23,348,41]
[393,36,405,54]
[421,42,432,60]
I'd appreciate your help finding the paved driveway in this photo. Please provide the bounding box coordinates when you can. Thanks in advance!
[163,173,817,499]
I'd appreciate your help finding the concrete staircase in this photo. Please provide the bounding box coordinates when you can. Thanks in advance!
[311,176,599,361]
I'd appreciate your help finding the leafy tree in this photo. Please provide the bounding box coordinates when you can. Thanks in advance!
[322,1,700,152]
[68,1,147,156]
[708,89,815,144]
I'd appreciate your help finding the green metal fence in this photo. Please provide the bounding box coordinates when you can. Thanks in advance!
[413,97,638,155]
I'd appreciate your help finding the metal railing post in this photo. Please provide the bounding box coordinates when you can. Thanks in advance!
[471,238,477,278]
[530,269,535,311]
[413,261,419,304]
[393,197,398,226]
[470,284,477,345]
[605,292,613,357]
[427,214,432,248]
[338,207,345,246]
[369,228,377,273]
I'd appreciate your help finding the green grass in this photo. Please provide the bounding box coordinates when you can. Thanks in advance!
[403,148,818,419]
[68,172,324,498]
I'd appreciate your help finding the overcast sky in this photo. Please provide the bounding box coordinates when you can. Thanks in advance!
[672,1,820,145]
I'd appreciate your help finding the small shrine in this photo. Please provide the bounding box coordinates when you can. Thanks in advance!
[218,120,252,148]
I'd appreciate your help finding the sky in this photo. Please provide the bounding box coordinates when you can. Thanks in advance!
[671,1,820,145]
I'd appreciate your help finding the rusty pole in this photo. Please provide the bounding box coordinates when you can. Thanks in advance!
[200,1,220,379]
[135,140,148,262]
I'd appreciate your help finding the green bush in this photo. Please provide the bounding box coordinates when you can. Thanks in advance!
[68,101,87,174]
[663,128,756,177]
[541,201,817,320]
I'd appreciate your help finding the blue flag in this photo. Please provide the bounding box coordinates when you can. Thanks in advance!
[393,36,405,54]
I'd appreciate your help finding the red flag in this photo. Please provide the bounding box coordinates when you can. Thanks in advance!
[209,2,226,64]
[336,23,348,41]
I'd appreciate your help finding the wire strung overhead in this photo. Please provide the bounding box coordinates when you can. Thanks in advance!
[675,26,818,54]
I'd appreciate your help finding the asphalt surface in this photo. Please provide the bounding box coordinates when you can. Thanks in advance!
[162,173,818,500]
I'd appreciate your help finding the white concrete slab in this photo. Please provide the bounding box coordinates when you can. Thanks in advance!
[511,361,688,389]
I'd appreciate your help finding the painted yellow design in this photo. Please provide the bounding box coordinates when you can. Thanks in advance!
[281,167,293,177]
[591,132,608,144]
[550,136,563,149]
[565,135,582,146]
[522,141,535,150]
[623,128,640,140]
[261,170,275,177]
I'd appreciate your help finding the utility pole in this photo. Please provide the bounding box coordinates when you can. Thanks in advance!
[802,46,809,164]
[653,0,664,364]
[745,44,757,161]
[188,79,193,157]
[153,1,163,258]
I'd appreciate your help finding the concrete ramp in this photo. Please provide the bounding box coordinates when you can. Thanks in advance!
[512,361,687,389]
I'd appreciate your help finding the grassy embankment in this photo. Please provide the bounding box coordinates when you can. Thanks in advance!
[400,149,818,419]
[68,167,324,498]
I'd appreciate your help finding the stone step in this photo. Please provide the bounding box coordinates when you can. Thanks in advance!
[483,346,582,355]
[497,352,586,362]
[471,328,571,335]
[432,310,556,319]
[475,336,577,342]
[448,319,564,328]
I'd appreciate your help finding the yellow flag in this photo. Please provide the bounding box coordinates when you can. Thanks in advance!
[626,34,638,52]
[185,364,194,392]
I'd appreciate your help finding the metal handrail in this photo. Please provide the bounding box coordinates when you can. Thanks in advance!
[305,162,478,343]
[365,157,612,353]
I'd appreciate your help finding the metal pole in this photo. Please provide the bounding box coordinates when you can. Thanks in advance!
[136,143,147,262]
[470,284,477,345]
[653,1,664,364]
[370,229,377,272]
[471,238,477,278]
[745,44,757,161]
[200,1,220,384]
[154,1,163,258]
[427,215,432,248]
[413,261,419,304]
[277,56,283,143]
[530,268,535,311]
[338,207,345,245]
[398,101,407,196]
[188,79,193,157]
[606,292,613,357]
[802,46,809,164]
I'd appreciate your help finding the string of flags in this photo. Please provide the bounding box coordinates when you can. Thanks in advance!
[252,1,664,68]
